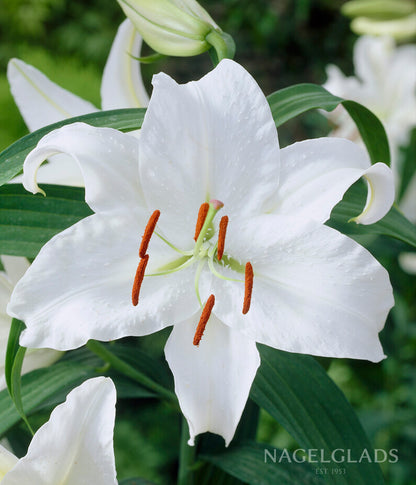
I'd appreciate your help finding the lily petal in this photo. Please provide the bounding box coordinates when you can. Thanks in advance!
[0,256,62,391]
[212,214,393,362]
[354,36,393,89]
[272,137,394,224]
[398,252,416,275]
[0,446,18,479]
[1,377,117,485]
[165,314,260,446]
[7,58,98,132]
[101,19,149,109]
[140,59,280,248]
[8,213,202,350]
[22,122,144,213]
[0,256,29,287]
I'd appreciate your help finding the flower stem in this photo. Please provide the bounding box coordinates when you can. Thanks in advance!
[86,340,177,404]
[206,30,236,64]
[177,417,196,485]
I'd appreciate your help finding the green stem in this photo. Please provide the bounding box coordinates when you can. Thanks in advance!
[86,340,177,404]
[177,417,196,485]
[205,30,236,64]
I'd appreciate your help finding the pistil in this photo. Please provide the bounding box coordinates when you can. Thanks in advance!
[193,294,215,346]
[193,199,224,256]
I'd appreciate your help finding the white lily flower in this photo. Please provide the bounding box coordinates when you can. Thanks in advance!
[0,256,61,391]
[323,36,416,189]
[7,18,148,186]
[116,0,220,56]
[0,377,117,484]
[8,60,394,446]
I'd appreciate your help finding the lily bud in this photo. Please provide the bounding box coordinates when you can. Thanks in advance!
[350,14,416,41]
[116,0,231,57]
[342,0,416,41]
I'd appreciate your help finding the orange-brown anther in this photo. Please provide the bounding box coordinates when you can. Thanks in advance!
[243,262,253,314]
[217,215,228,261]
[193,294,215,346]
[132,255,149,306]
[194,202,210,241]
[139,210,160,258]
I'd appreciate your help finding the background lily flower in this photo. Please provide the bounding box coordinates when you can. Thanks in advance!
[7,18,149,186]
[323,35,416,187]
[0,377,117,484]
[323,35,416,274]
[8,60,394,446]
[0,256,61,391]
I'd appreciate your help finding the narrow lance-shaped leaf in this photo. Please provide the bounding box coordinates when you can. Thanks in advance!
[0,360,99,437]
[250,345,385,485]
[0,184,92,258]
[4,318,25,393]
[4,318,33,433]
[201,441,325,485]
[0,343,172,437]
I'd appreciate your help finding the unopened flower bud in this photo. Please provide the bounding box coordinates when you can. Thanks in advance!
[342,0,416,41]
[117,0,234,58]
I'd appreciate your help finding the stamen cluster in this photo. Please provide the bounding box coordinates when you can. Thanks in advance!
[131,201,254,346]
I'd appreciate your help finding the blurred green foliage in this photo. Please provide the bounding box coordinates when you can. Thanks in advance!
[0,1,414,484]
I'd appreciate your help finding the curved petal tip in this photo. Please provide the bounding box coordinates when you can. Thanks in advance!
[351,162,395,225]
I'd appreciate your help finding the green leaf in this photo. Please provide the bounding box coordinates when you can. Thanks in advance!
[397,127,416,201]
[0,108,145,186]
[0,342,162,437]
[4,319,33,433]
[328,181,416,248]
[196,465,244,485]
[250,345,384,485]
[4,319,26,393]
[267,83,390,165]
[86,341,176,403]
[108,343,173,391]
[201,441,324,485]
[267,84,342,127]
[0,360,98,436]
[0,184,92,257]
[342,100,390,165]
[10,347,33,434]
[119,479,158,485]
